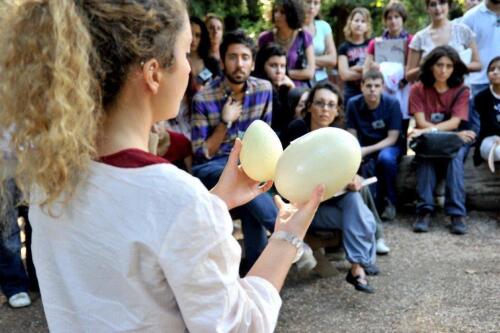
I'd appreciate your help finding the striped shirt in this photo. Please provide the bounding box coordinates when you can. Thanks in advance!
[191,76,273,164]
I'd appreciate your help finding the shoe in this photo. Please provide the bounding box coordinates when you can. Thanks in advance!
[362,263,380,276]
[8,292,31,308]
[376,238,390,255]
[296,243,317,274]
[413,213,431,233]
[450,216,468,235]
[380,199,396,221]
[346,270,374,293]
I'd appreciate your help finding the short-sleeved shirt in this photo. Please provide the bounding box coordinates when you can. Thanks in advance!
[312,20,333,82]
[338,40,371,92]
[191,76,273,165]
[409,22,475,59]
[258,30,313,87]
[345,94,403,147]
[462,3,500,85]
[408,82,469,123]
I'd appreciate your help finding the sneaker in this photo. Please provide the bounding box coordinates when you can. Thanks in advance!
[413,213,431,233]
[376,238,390,255]
[8,292,31,308]
[296,243,317,274]
[450,216,468,235]
[380,199,396,221]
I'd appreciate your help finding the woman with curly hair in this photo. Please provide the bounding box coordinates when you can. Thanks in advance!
[409,46,476,235]
[258,0,315,87]
[0,1,323,332]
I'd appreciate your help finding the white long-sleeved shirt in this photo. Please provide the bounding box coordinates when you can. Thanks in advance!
[30,161,281,333]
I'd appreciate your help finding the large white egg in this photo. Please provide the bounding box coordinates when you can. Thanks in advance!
[240,120,283,182]
[274,127,361,204]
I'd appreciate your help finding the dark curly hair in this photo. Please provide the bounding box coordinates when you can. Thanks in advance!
[304,80,344,128]
[219,29,257,63]
[253,43,287,81]
[272,0,306,30]
[419,45,468,88]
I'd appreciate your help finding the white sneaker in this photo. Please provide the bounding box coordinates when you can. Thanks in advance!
[8,292,31,308]
[296,243,317,274]
[376,238,390,255]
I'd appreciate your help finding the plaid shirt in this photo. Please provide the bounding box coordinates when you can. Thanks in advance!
[191,76,273,164]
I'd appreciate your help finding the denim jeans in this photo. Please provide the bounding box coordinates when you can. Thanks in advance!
[311,192,376,266]
[192,157,277,273]
[360,145,402,208]
[0,179,29,298]
[415,145,468,216]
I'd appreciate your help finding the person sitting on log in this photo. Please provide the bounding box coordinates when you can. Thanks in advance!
[283,81,380,293]
[409,46,476,235]
[473,56,500,172]
[346,70,403,221]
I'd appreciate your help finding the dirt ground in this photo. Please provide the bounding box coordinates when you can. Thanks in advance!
[1,211,499,333]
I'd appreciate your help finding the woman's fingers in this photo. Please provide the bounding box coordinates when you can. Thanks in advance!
[227,138,242,169]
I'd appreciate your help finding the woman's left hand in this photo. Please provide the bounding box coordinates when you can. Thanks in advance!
[210,138,273,210]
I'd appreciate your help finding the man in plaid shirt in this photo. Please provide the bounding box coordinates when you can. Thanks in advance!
[191,30,277,274]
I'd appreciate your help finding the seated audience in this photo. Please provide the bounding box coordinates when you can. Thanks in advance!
[283,81,378,293]
[288,87,310,119]
[473,56,500,167]
[409,46,475,235]
[346,70,403,221]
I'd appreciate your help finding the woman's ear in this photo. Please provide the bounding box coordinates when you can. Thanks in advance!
[141,59,162,94]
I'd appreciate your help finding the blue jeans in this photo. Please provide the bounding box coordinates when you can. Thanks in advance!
[0,179,29,298]
[192,157,277,272]
[311,192,376,266]
[415,145,468,216]
[360,145,402,208]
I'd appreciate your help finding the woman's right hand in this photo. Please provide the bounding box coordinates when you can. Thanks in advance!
[457,130,476,144]
[272,185,324,240]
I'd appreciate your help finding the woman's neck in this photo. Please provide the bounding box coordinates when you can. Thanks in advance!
[350,33,365,44]
[388,28,402,37]
[276,26,295,40]
[431,18,449,29]
[98,95,152,157]
[434,81,449,93]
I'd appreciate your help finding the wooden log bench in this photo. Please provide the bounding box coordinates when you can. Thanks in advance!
[396,153,500,210]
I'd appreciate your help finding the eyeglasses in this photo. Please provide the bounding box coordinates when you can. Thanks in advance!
[312,100,338,110]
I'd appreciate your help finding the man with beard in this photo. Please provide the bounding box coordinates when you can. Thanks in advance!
[191,30,280,275]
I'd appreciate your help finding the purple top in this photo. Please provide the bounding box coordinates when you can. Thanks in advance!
[258,30,313,87]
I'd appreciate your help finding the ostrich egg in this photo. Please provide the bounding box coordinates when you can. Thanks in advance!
[274,127,361,204]
[240,120,283,182]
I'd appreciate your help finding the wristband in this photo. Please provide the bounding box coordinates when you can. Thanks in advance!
[270,231,304,263]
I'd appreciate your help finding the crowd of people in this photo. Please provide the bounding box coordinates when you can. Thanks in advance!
[0,0,499,332]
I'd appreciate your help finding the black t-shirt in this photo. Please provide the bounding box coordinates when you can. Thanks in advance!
[473,86,500,165]
[338,40,371,91]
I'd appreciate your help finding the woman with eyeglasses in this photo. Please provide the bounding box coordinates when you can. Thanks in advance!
[302,0,337,84]
[406,0,481,82]
[258,0,316,87]
[282,81,379,293]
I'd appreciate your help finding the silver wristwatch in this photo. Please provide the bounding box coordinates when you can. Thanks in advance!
[270,231,304,263]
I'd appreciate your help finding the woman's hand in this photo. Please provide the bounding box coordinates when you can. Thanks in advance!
[279,75,295,89]
[210,138,273,210]
[273,185,325,239]
[457,130,476,144]
[346,174,363,192]
[408,128,426,138]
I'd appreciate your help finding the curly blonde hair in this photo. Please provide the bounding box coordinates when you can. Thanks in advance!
[343,7,372,43]
[0,0,186,213]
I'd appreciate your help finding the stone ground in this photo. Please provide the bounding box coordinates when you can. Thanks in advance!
[1,211,499,333]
